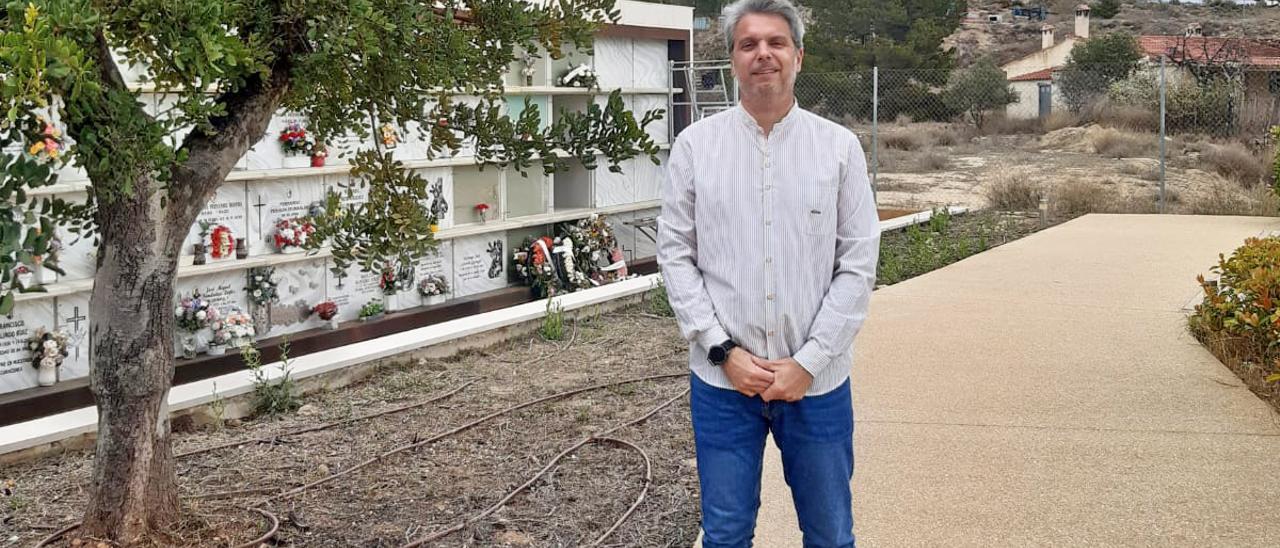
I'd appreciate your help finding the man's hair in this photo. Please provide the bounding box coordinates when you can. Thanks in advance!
[722,0,805,54]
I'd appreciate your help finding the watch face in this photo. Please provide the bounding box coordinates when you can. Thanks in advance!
[709,346,726,364]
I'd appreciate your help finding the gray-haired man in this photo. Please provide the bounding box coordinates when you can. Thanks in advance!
[657,0,879,546]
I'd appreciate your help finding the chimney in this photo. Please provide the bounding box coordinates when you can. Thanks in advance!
[1075,4,1091,40]
[1041,24,1055,50]
[1185,23,1203,37]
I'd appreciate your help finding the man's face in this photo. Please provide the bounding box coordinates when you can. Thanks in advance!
[730,12,803,99]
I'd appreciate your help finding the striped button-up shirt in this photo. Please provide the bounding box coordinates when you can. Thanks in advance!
[656,103,880,396]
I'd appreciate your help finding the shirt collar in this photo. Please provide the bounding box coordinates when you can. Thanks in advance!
[736,99,801,134]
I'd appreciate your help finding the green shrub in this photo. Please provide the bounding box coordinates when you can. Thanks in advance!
[648,278,675,317]
[1189,237,1280,383]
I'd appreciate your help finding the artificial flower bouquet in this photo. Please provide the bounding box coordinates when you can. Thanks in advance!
[28,327,69,386]
[272,218,315,253]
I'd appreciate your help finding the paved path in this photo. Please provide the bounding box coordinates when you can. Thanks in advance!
[712,214,1280,547]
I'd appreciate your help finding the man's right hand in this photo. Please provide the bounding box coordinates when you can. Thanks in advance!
[723,348,775,397]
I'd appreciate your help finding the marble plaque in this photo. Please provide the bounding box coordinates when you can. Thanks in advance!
[0,300,57,394]
[633,95,670,145]
[408,241,455,307]
[415,168,454,230]
[174,270,253,355]
[262,258,327,338]
[633,149,667,203]
[182,182,249,259]
[244,113,309,170]
[153,93,195,152]
[453,233,509,298]
[52,191,97,283]
[54,292,92,382]
[247,177,326,256]
[594,37,634,89]
[325,260,383,323]
[390,120,432,164]
[633,39,671,90]
[594,158,636,208]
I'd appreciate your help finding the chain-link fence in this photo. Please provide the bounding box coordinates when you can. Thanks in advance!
[785,62,1280,218]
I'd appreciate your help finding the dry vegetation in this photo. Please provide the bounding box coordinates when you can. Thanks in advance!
[2,305,701,548]
[865,108,1279,220]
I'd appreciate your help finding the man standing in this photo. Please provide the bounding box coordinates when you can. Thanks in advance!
[656,0,879,546]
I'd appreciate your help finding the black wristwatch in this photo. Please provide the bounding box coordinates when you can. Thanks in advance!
[708,339,738,366]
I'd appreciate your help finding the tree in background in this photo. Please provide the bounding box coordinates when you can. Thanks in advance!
[797,0,967,120]
[1057,32,1144,111]
[0,0,659,544]
[944,57,1019,128]
[1091,0,1122,19]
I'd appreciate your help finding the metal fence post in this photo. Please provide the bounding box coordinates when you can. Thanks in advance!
[872,66,879,200]
[1159,57,1167,214]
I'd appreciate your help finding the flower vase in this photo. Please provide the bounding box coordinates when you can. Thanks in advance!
[326,317,339,330]
[33,263,55,286]
[16,270,34,288]
[180,333,198,360]
[235,238,248,260]
[37,362,57,386]
[192,243,207,266]
[207,344,226,356]
[384,294,399,312]
[424,294,446,307]
[252,305,271,337]
[279,246,305,255]
[524,74,534,87]
[282,154,311,169]
[311,155,326,167]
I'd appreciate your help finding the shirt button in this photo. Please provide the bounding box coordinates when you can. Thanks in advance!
[765,220,772,226]
[767,294,775,301]
[765,257,772,264]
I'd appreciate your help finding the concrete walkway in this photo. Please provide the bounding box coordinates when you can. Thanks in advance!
[743,214,1280,547]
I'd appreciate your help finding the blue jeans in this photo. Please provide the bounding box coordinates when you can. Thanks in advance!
[691,374,854,548]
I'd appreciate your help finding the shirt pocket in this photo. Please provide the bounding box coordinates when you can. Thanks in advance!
[803,183,839,236]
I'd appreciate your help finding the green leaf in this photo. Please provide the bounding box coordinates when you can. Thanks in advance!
[0,292,14,316]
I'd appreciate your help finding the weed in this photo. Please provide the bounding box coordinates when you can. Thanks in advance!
[540,298,567,341]
[647,278,675,317]
[243,339,302,418]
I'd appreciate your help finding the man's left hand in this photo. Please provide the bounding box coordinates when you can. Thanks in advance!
[753,357,813,402]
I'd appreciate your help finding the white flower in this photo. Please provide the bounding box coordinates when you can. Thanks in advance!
[253,289,262,297]
[174,306,184,317]
[43,340,58,351]
[40,356,57,369]
[195,310,207,321]
[255,276,264,282]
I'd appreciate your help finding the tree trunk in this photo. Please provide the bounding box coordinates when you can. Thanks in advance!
[80,178,188,543]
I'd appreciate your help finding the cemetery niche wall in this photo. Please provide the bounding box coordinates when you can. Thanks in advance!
[0,1,691,400]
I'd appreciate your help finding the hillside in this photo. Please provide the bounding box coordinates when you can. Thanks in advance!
[947,1,1280,66]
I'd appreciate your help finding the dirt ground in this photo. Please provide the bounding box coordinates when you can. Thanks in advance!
[1,305,700,547]
[862,123,1277,216]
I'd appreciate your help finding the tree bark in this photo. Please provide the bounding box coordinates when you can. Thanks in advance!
[80,177,186,542]
[74,56,291,544]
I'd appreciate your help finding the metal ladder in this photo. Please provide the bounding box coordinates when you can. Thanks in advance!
[669,59,737,128]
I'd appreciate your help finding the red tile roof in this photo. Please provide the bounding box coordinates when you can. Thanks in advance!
[1137,35,1280,68]
[1009,68,1054,82]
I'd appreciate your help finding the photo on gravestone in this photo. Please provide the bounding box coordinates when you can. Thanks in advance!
[248,177,326,257]
[413,167,453,231]
[325,258,384,323]
[173,271,252,357]
[182,182,248,260]
[54,292,92,383]
[0,300,55,394]
[453,233,509,298]
[263,259,327,338]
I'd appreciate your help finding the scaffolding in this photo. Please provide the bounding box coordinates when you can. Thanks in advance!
[669,59,737,131]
